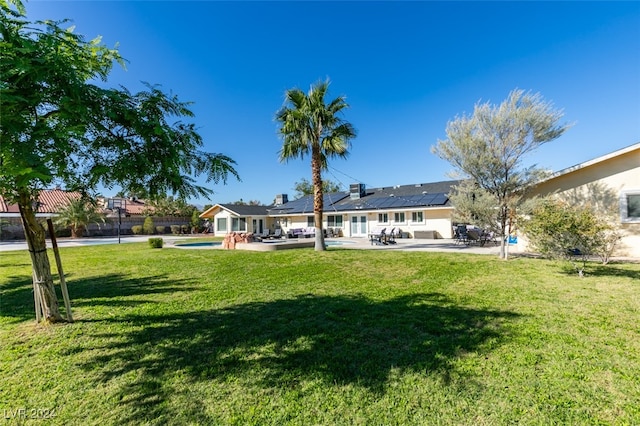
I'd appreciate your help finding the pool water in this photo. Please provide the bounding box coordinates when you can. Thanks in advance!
[176,242,221,247]
[325,241,356,246]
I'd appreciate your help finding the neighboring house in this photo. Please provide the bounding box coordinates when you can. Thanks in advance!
[1,191,190,240]
[201,181,460,239]
[0,188,81,239]
[526,142,640,257]
[199,204,272,235]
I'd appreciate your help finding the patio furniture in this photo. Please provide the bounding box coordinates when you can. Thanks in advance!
[454,225,469,244]
[368,227,386,245]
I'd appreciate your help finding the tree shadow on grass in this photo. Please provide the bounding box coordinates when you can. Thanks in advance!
[0,273,197,323]
[83,293,519,423]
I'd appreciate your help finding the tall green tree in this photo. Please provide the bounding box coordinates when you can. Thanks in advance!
[432,89,570,259]
[0,3,239,322]
[276,79,356,251]
[293,177,342,199]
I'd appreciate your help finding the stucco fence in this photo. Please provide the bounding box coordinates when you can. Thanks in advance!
[0,216,192,241]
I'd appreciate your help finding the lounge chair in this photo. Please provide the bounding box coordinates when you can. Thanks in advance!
[369,227,386,245]
[272,228,283,239]
[256,229,270,241]
[386,227,397,244]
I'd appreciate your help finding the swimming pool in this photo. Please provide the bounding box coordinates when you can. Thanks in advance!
[175,241,222,248]
[325,240,356,246]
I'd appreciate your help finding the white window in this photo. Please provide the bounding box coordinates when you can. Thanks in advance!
[621,190,640,223]
[217,218,227,232]
[307,216,314,227]
[412,211,424,223]
[378,213,388,223]
[327,215,343,227]
[393,212,405,223]
[231,217,247,232]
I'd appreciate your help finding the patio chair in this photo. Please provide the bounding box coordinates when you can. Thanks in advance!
[256,229,270,241]
[454,225,468,244]
[272,228,283,239]
[369,227,386,245]
[466,229,481,245]
[385,227,397,244]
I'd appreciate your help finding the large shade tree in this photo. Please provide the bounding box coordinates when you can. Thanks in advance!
[276,79,356,251]
[0,2,239,322]
[432,89,570,259]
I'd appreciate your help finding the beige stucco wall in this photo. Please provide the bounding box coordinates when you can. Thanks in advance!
[527,148,640,258]
[273,208,455,239]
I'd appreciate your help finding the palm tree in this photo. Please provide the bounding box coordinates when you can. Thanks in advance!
[54,197,106,238]
[276,79,357,251]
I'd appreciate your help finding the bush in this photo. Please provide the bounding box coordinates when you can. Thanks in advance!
[181,224,189,234]
[143,217,155,235]
[148,237,163,248]
[131,225,143,235]
[55,228,72,238]
[156,226,167,234]
[522,199,616,275]
[170,225,181,235]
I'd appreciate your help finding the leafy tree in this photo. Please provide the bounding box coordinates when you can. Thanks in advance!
[190,209,201,232]
[276,79,357,251]
[522,199,617,275]
[432,89,570,259]
[293,177,343,199]
[229,199,262,206]
[0,3,239,322]
[448,180,500,234]
[53,197,106,238]
[143,195,197,217]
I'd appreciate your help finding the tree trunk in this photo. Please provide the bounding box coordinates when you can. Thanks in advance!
[498,204,509,260]
[311,149,326,251]
[71,225,84,238]
[18,191,65,323]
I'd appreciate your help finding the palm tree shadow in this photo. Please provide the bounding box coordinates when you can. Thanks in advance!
[84,293,519,420]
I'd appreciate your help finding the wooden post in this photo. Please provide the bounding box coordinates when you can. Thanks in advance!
[46,219,73,322]
[32,272,42,323]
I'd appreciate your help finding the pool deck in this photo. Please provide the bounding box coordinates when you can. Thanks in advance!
[170,236,506,255]
[0,235,508,255]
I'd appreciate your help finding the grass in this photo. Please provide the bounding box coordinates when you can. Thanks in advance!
[1,242,639,425]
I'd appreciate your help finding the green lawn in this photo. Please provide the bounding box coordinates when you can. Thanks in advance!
[1,243,638,425]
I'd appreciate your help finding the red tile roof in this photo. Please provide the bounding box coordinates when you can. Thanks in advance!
[0,189,81,214]
[0,191,151,216]
[36,189,82,213]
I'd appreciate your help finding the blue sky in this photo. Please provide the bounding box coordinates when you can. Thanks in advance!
[25,1,640,206]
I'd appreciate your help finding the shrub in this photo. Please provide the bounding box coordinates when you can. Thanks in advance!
[143,217,155,235]
[170,225,181,235]
[131,225,143,235]
[148,237,163,248]
[181,224,189,234]
[522,199,616,276]
[156,226,167,234]
[55,228,72,238]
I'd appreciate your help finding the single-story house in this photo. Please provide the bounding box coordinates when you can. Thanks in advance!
[525,141,640,258]
[200,181,460,239]
[199,204,272,235]
[200,142,639,258]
